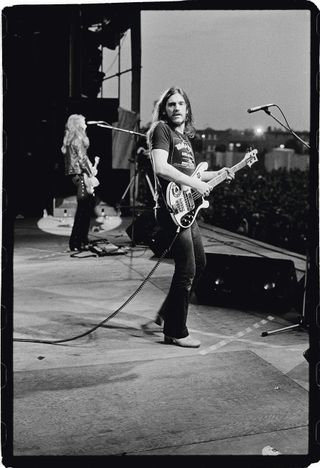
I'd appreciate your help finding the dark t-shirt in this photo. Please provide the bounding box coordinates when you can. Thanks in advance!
[150,121,196,197]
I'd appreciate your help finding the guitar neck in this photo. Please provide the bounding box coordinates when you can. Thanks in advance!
[208,158,248,189]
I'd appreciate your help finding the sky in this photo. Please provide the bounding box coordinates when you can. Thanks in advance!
[102,7,312,132]
[2,1,313,133]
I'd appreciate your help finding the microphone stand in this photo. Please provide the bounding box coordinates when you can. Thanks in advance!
[96,121,146,139]
[262,109,310,149]
[93,121,147,248]
[258,108,310,337]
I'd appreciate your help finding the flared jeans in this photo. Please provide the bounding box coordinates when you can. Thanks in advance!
[156,208,206,339]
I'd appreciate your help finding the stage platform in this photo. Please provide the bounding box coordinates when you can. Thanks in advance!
[11,214,309,459]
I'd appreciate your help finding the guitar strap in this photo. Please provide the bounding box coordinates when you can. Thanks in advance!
[148,129,174,217]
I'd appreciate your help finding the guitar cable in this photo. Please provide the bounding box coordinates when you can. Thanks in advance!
[13,227,181,346]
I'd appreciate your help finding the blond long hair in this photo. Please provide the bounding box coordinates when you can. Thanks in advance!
[61,114,89,154]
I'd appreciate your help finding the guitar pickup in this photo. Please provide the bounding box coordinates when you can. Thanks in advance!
[183,192,195,210]
[172,200,184,214]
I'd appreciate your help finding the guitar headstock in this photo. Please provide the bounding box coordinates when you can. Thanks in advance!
[244,148,258,168]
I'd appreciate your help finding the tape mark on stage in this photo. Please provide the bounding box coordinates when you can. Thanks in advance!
[198,316,277,355]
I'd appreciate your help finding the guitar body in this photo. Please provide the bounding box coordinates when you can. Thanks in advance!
[83,156,100,195]
[166,149,258,228]
[83,174,99,195]
[166,162,209,228]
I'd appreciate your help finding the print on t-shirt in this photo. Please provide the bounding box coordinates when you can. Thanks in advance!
[150,121,197,206]
[172,135,195,173]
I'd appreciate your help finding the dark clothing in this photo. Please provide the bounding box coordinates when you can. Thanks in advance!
[64,138,91,176]
[69,195,95,250]
[151,121,206,338]
[64,138,94,250]
[156,207,206,338]
[150,121,196,203]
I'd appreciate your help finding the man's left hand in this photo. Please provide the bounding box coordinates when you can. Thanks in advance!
[222,167,235,181]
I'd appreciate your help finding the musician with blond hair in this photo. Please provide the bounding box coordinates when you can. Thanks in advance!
[61,114,98,252]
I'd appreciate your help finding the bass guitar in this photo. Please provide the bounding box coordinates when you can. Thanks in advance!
[166,148,258,228]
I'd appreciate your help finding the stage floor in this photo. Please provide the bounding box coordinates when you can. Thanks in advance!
[11,215,309,458]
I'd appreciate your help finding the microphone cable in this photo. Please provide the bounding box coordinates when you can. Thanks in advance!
[13,228,181,346]
[272,104,292,131]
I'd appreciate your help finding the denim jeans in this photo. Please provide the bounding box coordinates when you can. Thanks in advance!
[156,207,206,338]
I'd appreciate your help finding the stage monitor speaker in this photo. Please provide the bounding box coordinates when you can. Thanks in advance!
[126,211,173,258]
[195,253,298,313]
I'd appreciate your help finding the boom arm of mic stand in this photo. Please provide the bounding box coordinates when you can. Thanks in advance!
[263,109,310,149]
[96,122,146,139]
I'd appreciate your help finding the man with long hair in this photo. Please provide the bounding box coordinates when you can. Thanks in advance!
[143,87,234,348]
[61,114,97,252]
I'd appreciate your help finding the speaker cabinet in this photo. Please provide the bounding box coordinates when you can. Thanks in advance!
[195,253,298,312]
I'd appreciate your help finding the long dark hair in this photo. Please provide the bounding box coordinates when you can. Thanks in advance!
[147,86,196,145]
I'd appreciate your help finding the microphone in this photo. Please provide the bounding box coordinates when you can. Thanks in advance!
[247,103,274,114]
[86,120,105,125]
